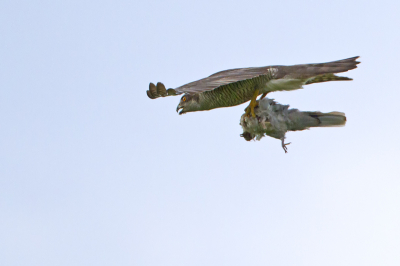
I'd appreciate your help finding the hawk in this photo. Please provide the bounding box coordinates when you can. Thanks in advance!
[147,56,360,117]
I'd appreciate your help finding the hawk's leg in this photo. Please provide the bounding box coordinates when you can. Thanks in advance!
[244,89,260,118]
[259,92,269,100]
[245,91,269,117]
[281,138,291,153]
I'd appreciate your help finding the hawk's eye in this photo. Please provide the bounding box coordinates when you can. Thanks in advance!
[182,97,186,102]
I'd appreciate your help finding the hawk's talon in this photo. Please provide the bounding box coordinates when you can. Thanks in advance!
[244,106,251,117]
[244,105,257,117]
[244,89,260,118]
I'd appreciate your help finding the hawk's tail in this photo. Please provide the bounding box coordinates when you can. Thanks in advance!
[305,73,352,85]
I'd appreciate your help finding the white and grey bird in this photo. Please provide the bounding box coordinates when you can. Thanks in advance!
[240,98,347,153]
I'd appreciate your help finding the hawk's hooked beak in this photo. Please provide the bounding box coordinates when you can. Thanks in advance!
[176,104,184,115]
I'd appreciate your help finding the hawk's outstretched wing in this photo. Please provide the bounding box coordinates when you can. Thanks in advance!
[147,56,360,99]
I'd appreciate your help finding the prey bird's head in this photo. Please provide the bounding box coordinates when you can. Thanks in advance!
[240,131,255,141]
[176,93,200,115]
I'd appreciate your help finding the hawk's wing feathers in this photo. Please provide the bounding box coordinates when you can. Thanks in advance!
[146,82,181,99]
[274,56,360,80]
[173,67,276,94]
[147,56,360,99]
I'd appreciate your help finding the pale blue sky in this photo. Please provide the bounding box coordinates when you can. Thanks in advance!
[1,0,399,265]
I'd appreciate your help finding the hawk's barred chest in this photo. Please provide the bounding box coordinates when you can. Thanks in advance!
[198,70,276,111]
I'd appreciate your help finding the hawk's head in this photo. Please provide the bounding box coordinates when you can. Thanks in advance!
[176,93,201,115]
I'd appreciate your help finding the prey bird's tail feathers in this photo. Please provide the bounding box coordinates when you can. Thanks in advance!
[286,110,346,131]
[303,111,347,127]
[288,111,346,131]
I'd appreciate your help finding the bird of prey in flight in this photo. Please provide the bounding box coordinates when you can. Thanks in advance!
[147,56,360,117]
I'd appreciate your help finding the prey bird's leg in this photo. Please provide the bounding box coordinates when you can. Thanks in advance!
[244,89,260,118]
[281,138,291,153]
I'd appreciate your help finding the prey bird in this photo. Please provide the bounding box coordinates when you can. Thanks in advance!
[147,56,360,117]
[240,98,347,153]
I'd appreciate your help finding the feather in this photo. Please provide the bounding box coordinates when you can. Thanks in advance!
[147,56,359,116]
[156,82,167,97]
[172,56,359,94]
